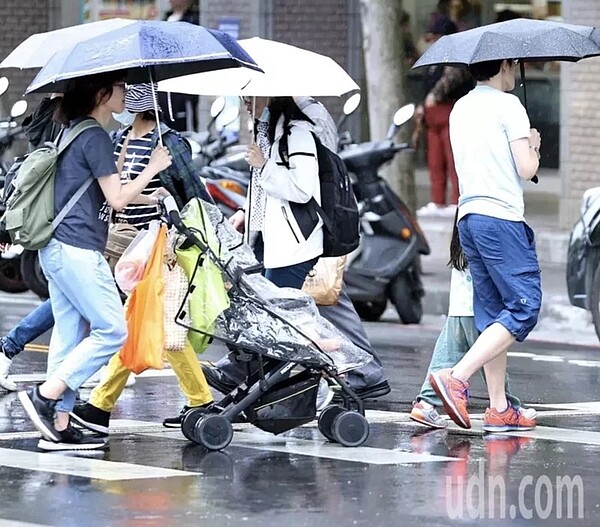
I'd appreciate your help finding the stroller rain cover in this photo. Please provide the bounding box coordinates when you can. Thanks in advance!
[174,199,372,374]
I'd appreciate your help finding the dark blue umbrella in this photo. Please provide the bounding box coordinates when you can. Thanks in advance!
[26,20,261,94]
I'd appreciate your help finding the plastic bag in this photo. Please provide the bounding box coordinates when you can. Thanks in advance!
[175,200,230,354]
[163,260,190,352]
[114,221,160,294]
[120,224,167,374]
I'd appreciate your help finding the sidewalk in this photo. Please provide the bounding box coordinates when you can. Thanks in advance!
[410,167,598,347]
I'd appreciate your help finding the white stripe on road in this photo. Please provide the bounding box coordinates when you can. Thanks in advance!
[141,430,460,465]
[0,520,49,527]
[8,369,176,383]
[0,447,196,481]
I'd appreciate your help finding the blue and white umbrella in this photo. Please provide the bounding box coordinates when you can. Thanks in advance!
[26,20,261,94]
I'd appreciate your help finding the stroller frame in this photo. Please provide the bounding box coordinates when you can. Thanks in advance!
[165,199,371,451]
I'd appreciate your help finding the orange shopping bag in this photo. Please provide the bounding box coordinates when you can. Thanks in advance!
[120,224,167,374]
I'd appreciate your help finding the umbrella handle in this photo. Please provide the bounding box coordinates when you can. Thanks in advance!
[519,62,538,184]
[148,68,163,147]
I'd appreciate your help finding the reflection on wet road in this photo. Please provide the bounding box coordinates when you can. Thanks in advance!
[0,293,598,526]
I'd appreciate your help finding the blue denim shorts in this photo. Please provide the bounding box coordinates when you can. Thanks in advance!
[458,214,542,342]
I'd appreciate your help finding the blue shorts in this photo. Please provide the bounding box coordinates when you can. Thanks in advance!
[458,214,542,342]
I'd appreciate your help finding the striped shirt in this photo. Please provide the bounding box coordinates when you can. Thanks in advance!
[113,129,162,228]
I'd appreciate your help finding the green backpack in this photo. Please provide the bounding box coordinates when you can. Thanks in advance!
[2,119,99,250]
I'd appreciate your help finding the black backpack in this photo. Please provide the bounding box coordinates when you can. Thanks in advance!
[279,129,360,257]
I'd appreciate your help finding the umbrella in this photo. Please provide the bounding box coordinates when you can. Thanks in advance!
[412,18,600,183]
[26,20,261,94]
[0,18,137,70]
[157,37,359,97]
[413,18,600,69]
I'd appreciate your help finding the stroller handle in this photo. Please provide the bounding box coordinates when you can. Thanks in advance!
[162,195,182,227]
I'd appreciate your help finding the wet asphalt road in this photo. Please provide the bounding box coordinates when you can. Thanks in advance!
[0,293,599,526]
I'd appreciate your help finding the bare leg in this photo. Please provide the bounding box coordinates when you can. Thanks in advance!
[451,323,515,381]
[482,352,508,411]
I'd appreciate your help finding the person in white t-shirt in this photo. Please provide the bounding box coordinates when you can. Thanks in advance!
[410,214,536,429]
[429,58,542,433]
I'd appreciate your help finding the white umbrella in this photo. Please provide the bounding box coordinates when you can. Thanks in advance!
[157,37,359,97]
[0,18,137,69]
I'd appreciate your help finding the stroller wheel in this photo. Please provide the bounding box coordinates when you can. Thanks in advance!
[318,405,346,442]
[331,411,370,447]
[182,408,206,442]
[193,414,234,451]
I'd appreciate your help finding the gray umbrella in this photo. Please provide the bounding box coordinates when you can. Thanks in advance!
[412,18,600,183]
[413,18,600,69]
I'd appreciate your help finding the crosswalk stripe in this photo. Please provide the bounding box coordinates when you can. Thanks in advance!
[141,430,460,465]
[0,520,49,527]
[0,447,196,481]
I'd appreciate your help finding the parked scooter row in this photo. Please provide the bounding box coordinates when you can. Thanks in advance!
[197,95,429,323]
[0,77,30,295]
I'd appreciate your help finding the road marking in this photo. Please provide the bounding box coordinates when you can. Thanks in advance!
[0,520,49,527]
[0,447,196,481]
[532,401,600,411]
[142,430,460,465]
[8,369,175,384]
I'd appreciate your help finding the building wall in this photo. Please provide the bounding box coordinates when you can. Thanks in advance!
[560,0,600,228]
[0,0,49,114]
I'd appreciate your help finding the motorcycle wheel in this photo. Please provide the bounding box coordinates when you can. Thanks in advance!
[0,258,29,293]
[389,272,423,325]
[352,300,387,322]
[21,250,49,299]
[589,264,600,342]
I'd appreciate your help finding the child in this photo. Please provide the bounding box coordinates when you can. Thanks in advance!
[410,213,536,429]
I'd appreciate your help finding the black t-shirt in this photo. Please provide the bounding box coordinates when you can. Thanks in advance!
[53,118,117,252]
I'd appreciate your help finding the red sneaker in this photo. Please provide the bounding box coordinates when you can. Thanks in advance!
[429,369,471,429]
[483,405,536,433]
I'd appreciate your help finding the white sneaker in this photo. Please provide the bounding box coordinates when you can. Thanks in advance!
[519,407,537,420]
[0,351,16,392]
[416,202,441,217]
[316,379,334,411]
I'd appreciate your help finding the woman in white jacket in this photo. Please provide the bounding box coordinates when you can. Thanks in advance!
[230,96,323,288]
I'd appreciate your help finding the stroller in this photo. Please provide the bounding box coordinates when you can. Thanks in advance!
[162,196,373,451]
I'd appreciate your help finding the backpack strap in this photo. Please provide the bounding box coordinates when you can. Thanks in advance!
[52,119,101,230]
[51,178,95,229]
[57,118,99,155]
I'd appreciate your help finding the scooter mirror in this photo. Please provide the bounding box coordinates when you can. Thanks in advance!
[0,77,8,97]
[10,100,27,118]
[220,106,240,127]
[393,104,415,127]
[210,97,226,118]
[343,93,361,116]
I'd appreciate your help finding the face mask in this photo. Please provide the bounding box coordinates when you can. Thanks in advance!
[112,109,135,126]
[259,106,270,122]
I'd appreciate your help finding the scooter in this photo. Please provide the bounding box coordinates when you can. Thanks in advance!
[0,77,29,294]
[339,101,430,323]
[185,97,249,217]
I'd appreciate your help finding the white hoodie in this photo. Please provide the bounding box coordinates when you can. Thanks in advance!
[251,115,323,268]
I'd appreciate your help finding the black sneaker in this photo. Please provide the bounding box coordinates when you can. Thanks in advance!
[18,387,60,442]
[162,403,213,428]
[37,424,108,451]
[201,364,238,395]
[70,403,110,435]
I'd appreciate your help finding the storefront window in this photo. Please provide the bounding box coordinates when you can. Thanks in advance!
[405,0,561,168]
